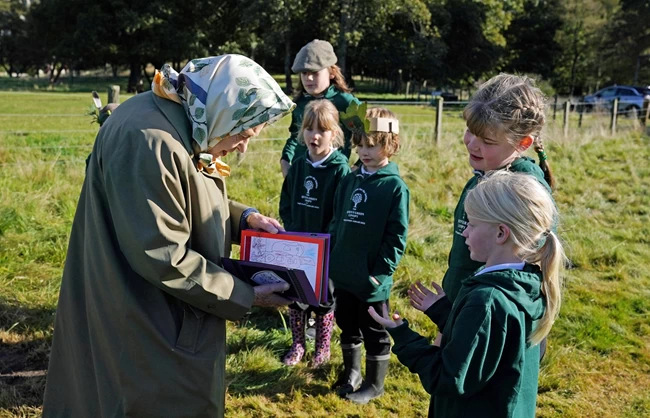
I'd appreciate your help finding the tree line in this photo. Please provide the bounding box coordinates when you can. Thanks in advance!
[1,0,649,95]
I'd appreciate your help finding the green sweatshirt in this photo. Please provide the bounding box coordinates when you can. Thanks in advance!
[280,85,360,163]
[441,157,551,303]
[279,149,350,233]
[328,162,410,302]
[389,264,546,418]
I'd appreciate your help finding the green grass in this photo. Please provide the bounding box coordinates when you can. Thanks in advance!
[1,88,649,417]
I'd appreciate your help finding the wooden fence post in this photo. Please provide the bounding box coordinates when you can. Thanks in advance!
[553,95,558,121]
[578,109,584,128]
[563,101,571,138]
[610,98,618,136]
[108,85,120,104]
[642,98,650,129]
[405,81,411,99]
[434,97,444,145]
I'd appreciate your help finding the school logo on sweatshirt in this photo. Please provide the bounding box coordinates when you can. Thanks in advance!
[303,176,318,196]
[298,176,320,209]
[455,214,468,237]
[344,188,368,225]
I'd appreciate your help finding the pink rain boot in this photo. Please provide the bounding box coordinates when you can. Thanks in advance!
[282,308,306,366]
[311,311,334,368]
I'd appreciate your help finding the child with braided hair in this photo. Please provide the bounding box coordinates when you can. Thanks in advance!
[409,76,557,362]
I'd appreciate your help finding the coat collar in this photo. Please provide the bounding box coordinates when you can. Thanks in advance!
[152,92,195,156]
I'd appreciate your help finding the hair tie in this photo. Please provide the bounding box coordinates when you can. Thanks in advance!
[537,149,548,162]
[536,230,551,250]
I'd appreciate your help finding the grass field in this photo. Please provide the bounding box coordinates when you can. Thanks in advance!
[0,78,649,417]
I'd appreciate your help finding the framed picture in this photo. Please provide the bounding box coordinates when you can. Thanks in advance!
[222,258,320,306]
[240,230,330,304]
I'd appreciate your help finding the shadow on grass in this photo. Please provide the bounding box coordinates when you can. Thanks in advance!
[0,299,55,333]
[0,300,53,409]
[226,362,336,398]
[228,307,292,355]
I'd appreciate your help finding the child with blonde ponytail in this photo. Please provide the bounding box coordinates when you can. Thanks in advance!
[409,73,557,359]
[369,171,565,418]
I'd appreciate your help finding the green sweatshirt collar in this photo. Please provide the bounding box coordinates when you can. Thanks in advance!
[467,264,545,321]
[357,161,401,178]
[303,85,338,100]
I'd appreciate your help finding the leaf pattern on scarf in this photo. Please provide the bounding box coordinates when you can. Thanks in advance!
[232,107,247,120]
[236,77,251,87]
[258,112,270,124]
[152,55,296,155]
[194,127,206,142]
[238,89,251,105]
[244,106,258,118]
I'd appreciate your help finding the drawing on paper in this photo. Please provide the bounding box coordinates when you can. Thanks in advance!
[249,237,319,291]
[250,270,288,286]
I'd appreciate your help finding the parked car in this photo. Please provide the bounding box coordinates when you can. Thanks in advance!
[582,85,650,115]
[430,91,459,102]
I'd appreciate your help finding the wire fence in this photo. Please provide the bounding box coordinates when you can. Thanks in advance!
[1,97,648,167]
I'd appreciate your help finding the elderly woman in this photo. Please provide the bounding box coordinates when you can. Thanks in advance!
[43,55,296,418]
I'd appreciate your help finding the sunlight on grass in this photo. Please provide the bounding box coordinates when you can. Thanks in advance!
[1,91,650,417]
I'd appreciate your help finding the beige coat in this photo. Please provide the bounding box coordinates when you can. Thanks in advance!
[43,92,255,418]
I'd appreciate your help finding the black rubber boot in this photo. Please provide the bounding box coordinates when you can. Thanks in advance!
[345,356,389,404]
[333,344,362,397]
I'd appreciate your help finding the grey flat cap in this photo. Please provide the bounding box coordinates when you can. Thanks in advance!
[292,39,338,73]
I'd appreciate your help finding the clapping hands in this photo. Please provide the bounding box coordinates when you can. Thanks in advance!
[368,303,403,329]
[408,281,446,312]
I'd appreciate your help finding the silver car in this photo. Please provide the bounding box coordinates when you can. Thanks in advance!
[583,85,650,115]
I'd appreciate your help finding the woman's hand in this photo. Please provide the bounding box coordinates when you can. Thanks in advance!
[247,213,285,234]
[253,282,292,308]
[368,303,403,329]
[408,281,446,312]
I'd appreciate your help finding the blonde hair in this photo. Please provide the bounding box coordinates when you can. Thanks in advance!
[464,171,565,346]
[297,100,344,149]
[351,107,401,157]
[294,65,351,100]
[464,73,555,189]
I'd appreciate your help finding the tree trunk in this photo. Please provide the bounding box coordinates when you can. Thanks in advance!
[338,0,349,81]
[51,65,63,84]
[284,37,293,93]
[127,57,142,93]
[392,69,402,94]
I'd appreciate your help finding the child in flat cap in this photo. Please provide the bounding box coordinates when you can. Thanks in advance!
[280,39,361,177]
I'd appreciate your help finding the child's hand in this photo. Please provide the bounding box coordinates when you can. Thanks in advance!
[368,303,403,328]
[408,281,446,312]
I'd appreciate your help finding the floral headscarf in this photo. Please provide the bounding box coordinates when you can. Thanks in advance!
[152,55,295,175]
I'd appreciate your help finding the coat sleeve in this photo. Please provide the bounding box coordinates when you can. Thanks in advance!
[103,130,254,320]
[390,298,508,398]
[229,199,248,245]
[424,296,453,330]
[279,166,294,228]
[369,186,410,283]
[281,110,301,163]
